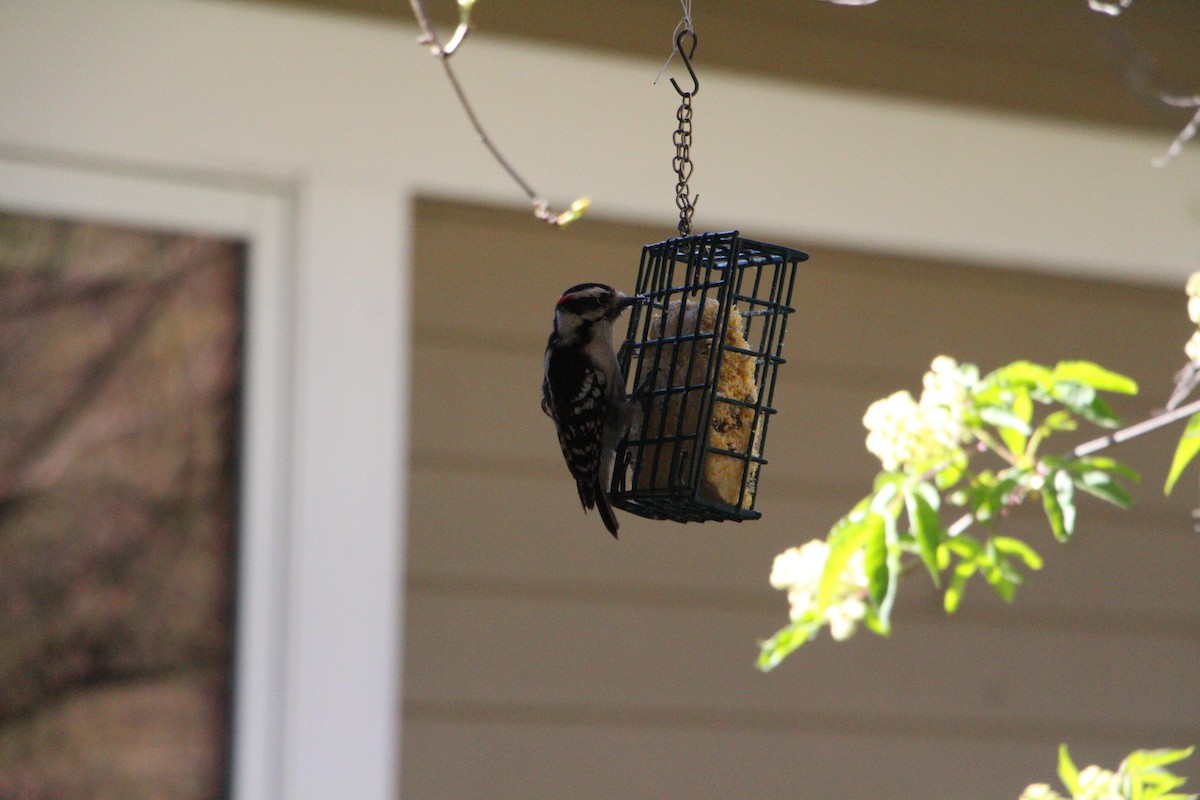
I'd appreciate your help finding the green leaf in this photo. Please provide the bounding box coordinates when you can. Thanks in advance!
[988,360,1054,391]
[943,560,976,614]
[934,456,967,491]
[1080,394,1121,428]
[1043,454,1141,499]
[1042,485,1065,541]
[818,514,879,609]
[992,536,1044,570]
[1138,775,1190,800]
[1052,381,1122,428]
[756,619,821,672]
[1052,361,1139,394]
[969,471,1021,525]
[879,496,901,628]
[1165,411,1200,495]
[1070,455,1141,482]
[1055,469,1076,538]
[905,484,944,587]
[862,480,902,631]
[863,517,889,609]
[1123,746,1196,780]
[1040,409,1078,434]
[1042,470,1076,542]
[1071,469,1133,508]
[944,535,983,560]
[999,389,1034,455]
[861,607,889,637]
[1058,744,1082,795]
[872,471,906,496]
[935,541,951,571]
[978,404,1033,435]
[1133,746,1194,769]
[984,567,1017,602]
[978,538,1025,603]
[941,535,985,613]
[1052,380,1094,410]
[1122,747,1196,800]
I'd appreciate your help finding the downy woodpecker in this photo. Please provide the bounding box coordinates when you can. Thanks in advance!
[542,283,640,538]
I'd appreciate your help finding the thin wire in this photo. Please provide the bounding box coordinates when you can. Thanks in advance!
[653,0,695,85]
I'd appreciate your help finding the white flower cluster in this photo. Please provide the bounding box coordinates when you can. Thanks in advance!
[1018,765,1122,800]
[1186,271,1200,362]
[863,356,973,473]
[770,539,868,641]
[1075,765,1122,800]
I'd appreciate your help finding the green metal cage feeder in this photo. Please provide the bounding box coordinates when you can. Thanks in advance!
[610,230,808,523]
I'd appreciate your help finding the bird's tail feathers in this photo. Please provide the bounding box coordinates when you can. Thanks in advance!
[595,489,620,539]
[577,478,620,539]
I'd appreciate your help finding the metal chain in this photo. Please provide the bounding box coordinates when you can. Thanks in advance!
[673,94,696,236]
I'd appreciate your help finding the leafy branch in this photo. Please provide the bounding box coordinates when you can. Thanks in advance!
[1021,744,1195,800]
[759,298,1200,672]
[759,356,1164,671]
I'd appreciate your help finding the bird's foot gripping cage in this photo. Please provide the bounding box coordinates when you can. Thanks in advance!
[611,231,808,523]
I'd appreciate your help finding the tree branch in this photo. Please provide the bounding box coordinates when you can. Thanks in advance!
[405,0,588,226]
[943,397,1200,538]
[1072,397,1200,457]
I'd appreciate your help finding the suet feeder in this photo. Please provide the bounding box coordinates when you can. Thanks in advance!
[610,230,808,523]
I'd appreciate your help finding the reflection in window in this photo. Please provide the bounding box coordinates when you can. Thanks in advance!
[0,211,243,800]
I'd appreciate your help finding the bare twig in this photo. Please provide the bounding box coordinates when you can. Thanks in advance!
[405,0,588,226]
[1072,397,1200,457]
[816,0,1190,164]
[1152,100,1200,168]
[406,0,447,55]
[1092,15,1199,166]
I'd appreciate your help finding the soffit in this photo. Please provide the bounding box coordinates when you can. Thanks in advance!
[248,0,1200,134]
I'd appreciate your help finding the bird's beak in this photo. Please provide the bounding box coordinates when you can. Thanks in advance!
[618,293,647,308]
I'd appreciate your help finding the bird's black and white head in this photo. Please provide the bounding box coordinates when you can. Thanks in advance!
[552,282,640,344]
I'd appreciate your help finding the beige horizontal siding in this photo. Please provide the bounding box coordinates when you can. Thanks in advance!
[406,471,1200,622]
[403,591,1199,727]
[401,720,1168,799]
[409,338,1198,519]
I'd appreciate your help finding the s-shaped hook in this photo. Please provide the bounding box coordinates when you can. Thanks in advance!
[669,29,699,98]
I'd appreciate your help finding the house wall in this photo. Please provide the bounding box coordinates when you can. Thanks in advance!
[404,197,1200,799]
[1,0,1197,797]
